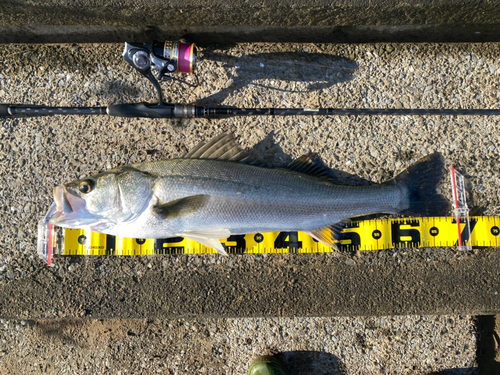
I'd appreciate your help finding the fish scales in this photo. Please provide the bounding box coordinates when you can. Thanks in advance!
[135,158,404,232]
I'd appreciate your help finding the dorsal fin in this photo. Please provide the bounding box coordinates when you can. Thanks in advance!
[183,133,252,163]
[286,153,340,182]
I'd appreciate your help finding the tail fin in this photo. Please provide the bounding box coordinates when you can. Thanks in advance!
[394,153,451,216]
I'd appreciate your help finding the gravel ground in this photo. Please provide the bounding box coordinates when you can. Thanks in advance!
[1,42,500,373]
[0,316,477,374]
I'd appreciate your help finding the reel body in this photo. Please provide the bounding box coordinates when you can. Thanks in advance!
[123,40,196,77]
[122,39,197,103]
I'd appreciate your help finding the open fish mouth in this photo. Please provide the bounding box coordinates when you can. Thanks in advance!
[54,185,73,214]
[48,185,90,226]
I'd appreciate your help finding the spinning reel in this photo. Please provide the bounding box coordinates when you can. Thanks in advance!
[122,40,198,103]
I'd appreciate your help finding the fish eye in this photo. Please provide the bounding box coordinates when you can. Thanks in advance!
[79,180,95,194]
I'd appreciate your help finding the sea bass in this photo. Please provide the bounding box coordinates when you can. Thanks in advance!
[47,133,450,254]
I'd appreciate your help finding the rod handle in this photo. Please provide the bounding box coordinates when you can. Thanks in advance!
[107,103,176,118]
[0,104,11,117]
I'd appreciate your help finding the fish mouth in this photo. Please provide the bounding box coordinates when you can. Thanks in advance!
[48,185,90,227]
[54,185,73,214]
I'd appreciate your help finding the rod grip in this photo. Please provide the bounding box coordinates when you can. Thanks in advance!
[0,104,11,117]
[107,103,176,118]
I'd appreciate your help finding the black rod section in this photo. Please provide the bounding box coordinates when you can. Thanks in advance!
[1,104,107,117]
[2,103,500,119]
[191,106,500,118]
[188,105,500,118]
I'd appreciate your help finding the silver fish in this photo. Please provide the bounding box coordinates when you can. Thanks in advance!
[47,133,449,254]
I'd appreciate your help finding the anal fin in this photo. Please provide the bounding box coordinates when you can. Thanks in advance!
[182,229,231,256]
[306,222,346,250]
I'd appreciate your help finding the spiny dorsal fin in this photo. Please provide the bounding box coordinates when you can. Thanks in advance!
[286,153,340,183]
[183,133,251,162]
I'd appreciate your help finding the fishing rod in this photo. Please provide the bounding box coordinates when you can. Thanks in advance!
[2,40,500,119]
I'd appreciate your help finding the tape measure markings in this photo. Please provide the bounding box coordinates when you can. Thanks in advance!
[52,216,500,257]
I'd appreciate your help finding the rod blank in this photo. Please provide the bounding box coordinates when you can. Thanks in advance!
[2,103,500,119]
[3,105,107,117]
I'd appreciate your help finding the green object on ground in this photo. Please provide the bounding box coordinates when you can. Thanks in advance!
[249,355,291,375]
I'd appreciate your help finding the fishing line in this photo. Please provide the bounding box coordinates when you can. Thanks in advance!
[202,51,358,73]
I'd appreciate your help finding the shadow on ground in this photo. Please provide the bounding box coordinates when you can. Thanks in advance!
[196,50,358,105]
[426,369,478,375]
[248,131,374,186]
[276,351,346,375]
[476,315,500,375]
[275,351,477,375]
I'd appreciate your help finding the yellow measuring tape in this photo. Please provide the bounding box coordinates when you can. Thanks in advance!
[51,216,500,256]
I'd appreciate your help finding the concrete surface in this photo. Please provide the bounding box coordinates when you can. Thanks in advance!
[1,251,500,319]
[0,317,478,374]
[3,0,499,26]
[1,0,500,43]
[1,42,500,372]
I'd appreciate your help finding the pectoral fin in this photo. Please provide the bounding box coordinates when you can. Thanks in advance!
[182,229,231,256]
[153,195,209,219]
